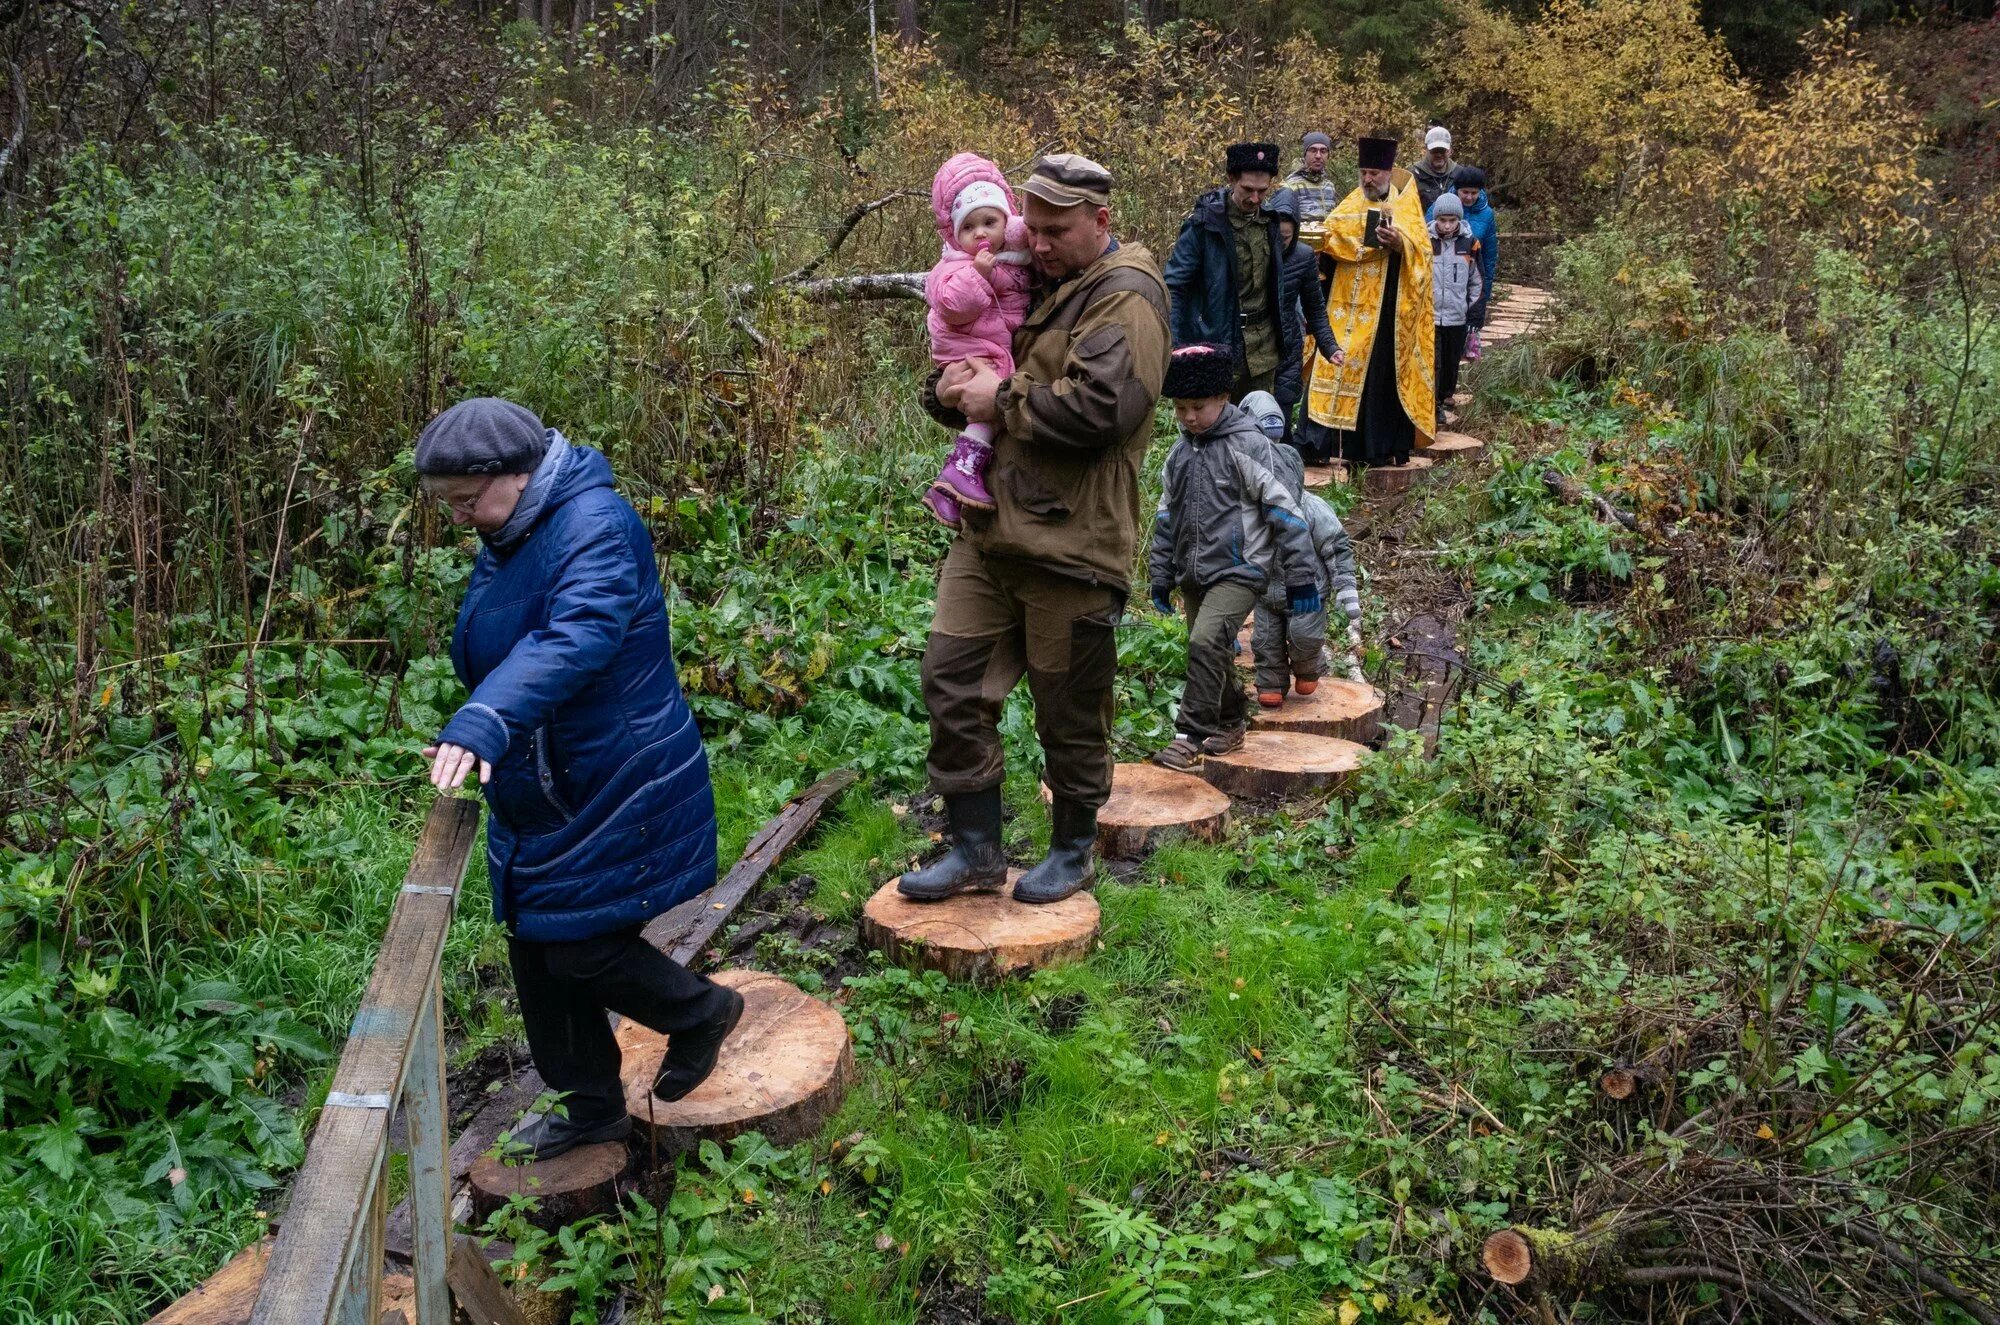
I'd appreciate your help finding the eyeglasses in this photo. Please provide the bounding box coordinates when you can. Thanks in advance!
[423,476,496,517]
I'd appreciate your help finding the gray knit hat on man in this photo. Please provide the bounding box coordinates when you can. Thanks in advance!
[1432,192,1465,220]
[414,398,551,476]
[1301,131,1332,150]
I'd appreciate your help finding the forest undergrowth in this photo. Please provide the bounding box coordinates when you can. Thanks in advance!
[3,5,1998,1323]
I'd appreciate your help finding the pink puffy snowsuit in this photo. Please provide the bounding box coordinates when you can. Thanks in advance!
[926,153,1034,378]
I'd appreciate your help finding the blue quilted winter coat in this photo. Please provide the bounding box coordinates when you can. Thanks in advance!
[434,445,717,942]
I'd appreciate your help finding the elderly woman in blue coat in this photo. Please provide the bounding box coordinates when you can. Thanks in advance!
[418,398,740,1161]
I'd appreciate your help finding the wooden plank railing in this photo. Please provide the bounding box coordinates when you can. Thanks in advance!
[249,796,487,1325]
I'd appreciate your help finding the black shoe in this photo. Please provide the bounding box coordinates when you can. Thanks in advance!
[653,986,745,1103]
[898,788,1009,900]
[1014,798,1097,904]
[507,1109,632,1162]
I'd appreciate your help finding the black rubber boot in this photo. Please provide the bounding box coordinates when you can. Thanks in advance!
[1014,798,1097,904]
[898,788,1009,900]
[653,985,746,1103]
[509,1109,633,1162]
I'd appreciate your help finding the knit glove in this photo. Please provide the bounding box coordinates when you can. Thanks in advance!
[1287,583,1322,615]
[1338,589,1362,622]
[1151,584,1175,614]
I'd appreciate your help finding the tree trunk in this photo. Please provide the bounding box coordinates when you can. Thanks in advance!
[896,0,918,44]
[518,0,535,21]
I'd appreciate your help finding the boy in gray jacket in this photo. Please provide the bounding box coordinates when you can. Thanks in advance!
[1430,192,1485,428]
[1238,393,1364,698]
[1148,347,1322,771]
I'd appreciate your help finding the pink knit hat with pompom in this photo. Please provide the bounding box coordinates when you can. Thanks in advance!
[931,153,1018,248]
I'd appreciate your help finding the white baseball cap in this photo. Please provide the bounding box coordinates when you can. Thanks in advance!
[1425,126,1452,151]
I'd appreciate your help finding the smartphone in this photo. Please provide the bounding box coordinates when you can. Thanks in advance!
[1363,209,1381,247]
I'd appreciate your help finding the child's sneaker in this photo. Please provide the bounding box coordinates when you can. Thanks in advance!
[934,434,996,510]
[1294,677,1318,696]
[1465,327,1482,361]
[1153,736,1202,771]
[922,486,962,529]
[1257,691,1285,708]
[1201,727,1245,756]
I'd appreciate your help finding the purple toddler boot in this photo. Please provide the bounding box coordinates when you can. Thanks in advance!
[922,485,962,529]
[933,434,996,511]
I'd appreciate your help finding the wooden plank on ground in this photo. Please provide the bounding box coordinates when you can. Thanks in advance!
[446,1235,530,1325]
[644,768,858,965]
[248,797,481,1325]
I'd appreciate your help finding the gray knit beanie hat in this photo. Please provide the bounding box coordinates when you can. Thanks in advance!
[414,398,550,476]
[1431,192,1465,220]
[1301,131,1332,150]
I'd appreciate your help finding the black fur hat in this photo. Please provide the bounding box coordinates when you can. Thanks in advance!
[1164,343,1236,400]
[1225,142,1281,176]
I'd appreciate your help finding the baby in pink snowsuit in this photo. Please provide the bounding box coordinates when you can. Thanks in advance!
[922,152,1035,528]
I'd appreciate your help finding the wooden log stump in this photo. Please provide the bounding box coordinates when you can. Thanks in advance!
[1199,731,1367,800]
[148,1239,418,1324]
[1481,1211,1665,1291]
[616,970,853,1152]
[1094,763,1232,858]
[860,874,1099,983]
[1301,462,1348,489]
[1250,679,1383,744]
[1427,432,1485,463]
[1362,455,1433,496]
[469,1140,635,1231]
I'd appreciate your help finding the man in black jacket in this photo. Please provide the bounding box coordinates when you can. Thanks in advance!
[1163,142,1301,403]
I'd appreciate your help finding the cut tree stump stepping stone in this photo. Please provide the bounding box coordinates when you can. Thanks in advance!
[469,1138,637,1231]
[1363,455,1434,495]
[1428,432,1486,463]
[1199,730,1368,799]
[616,970,853,1151]
[1094,762,1232,858]
[1250,679,1384,744]
[148,1239,417,1325]
[1302,462,1348,488]
[861,873,1099,983]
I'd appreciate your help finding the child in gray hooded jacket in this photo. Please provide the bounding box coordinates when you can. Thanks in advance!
[1148,350,1321,771]
[1239,393,1363,701]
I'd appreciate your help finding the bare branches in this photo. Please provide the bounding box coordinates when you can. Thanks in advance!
[1541,469,1639,532]
[779,186,923,285]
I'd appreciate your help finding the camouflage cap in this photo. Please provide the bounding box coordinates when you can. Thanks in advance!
[1020,153,1114,208]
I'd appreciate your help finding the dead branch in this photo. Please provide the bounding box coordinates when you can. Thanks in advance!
[780,187,923,285]
[1542,469,1639,532]
[1832,1220,2000,1325]
[1618,1262,1840,1325]
[732,271,926,304]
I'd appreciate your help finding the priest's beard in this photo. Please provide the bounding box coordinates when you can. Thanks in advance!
[1362,182,1389,201]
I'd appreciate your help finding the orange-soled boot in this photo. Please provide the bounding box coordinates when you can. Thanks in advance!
[1258,690,1285,708]
[1294,677,1319,696]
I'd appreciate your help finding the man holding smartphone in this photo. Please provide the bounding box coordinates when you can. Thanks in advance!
[1298,135,1435,470]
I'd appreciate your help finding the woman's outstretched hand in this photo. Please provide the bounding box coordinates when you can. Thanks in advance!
[423,743,491,790]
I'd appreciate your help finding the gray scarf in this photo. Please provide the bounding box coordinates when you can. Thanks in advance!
[483,429,572,554]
